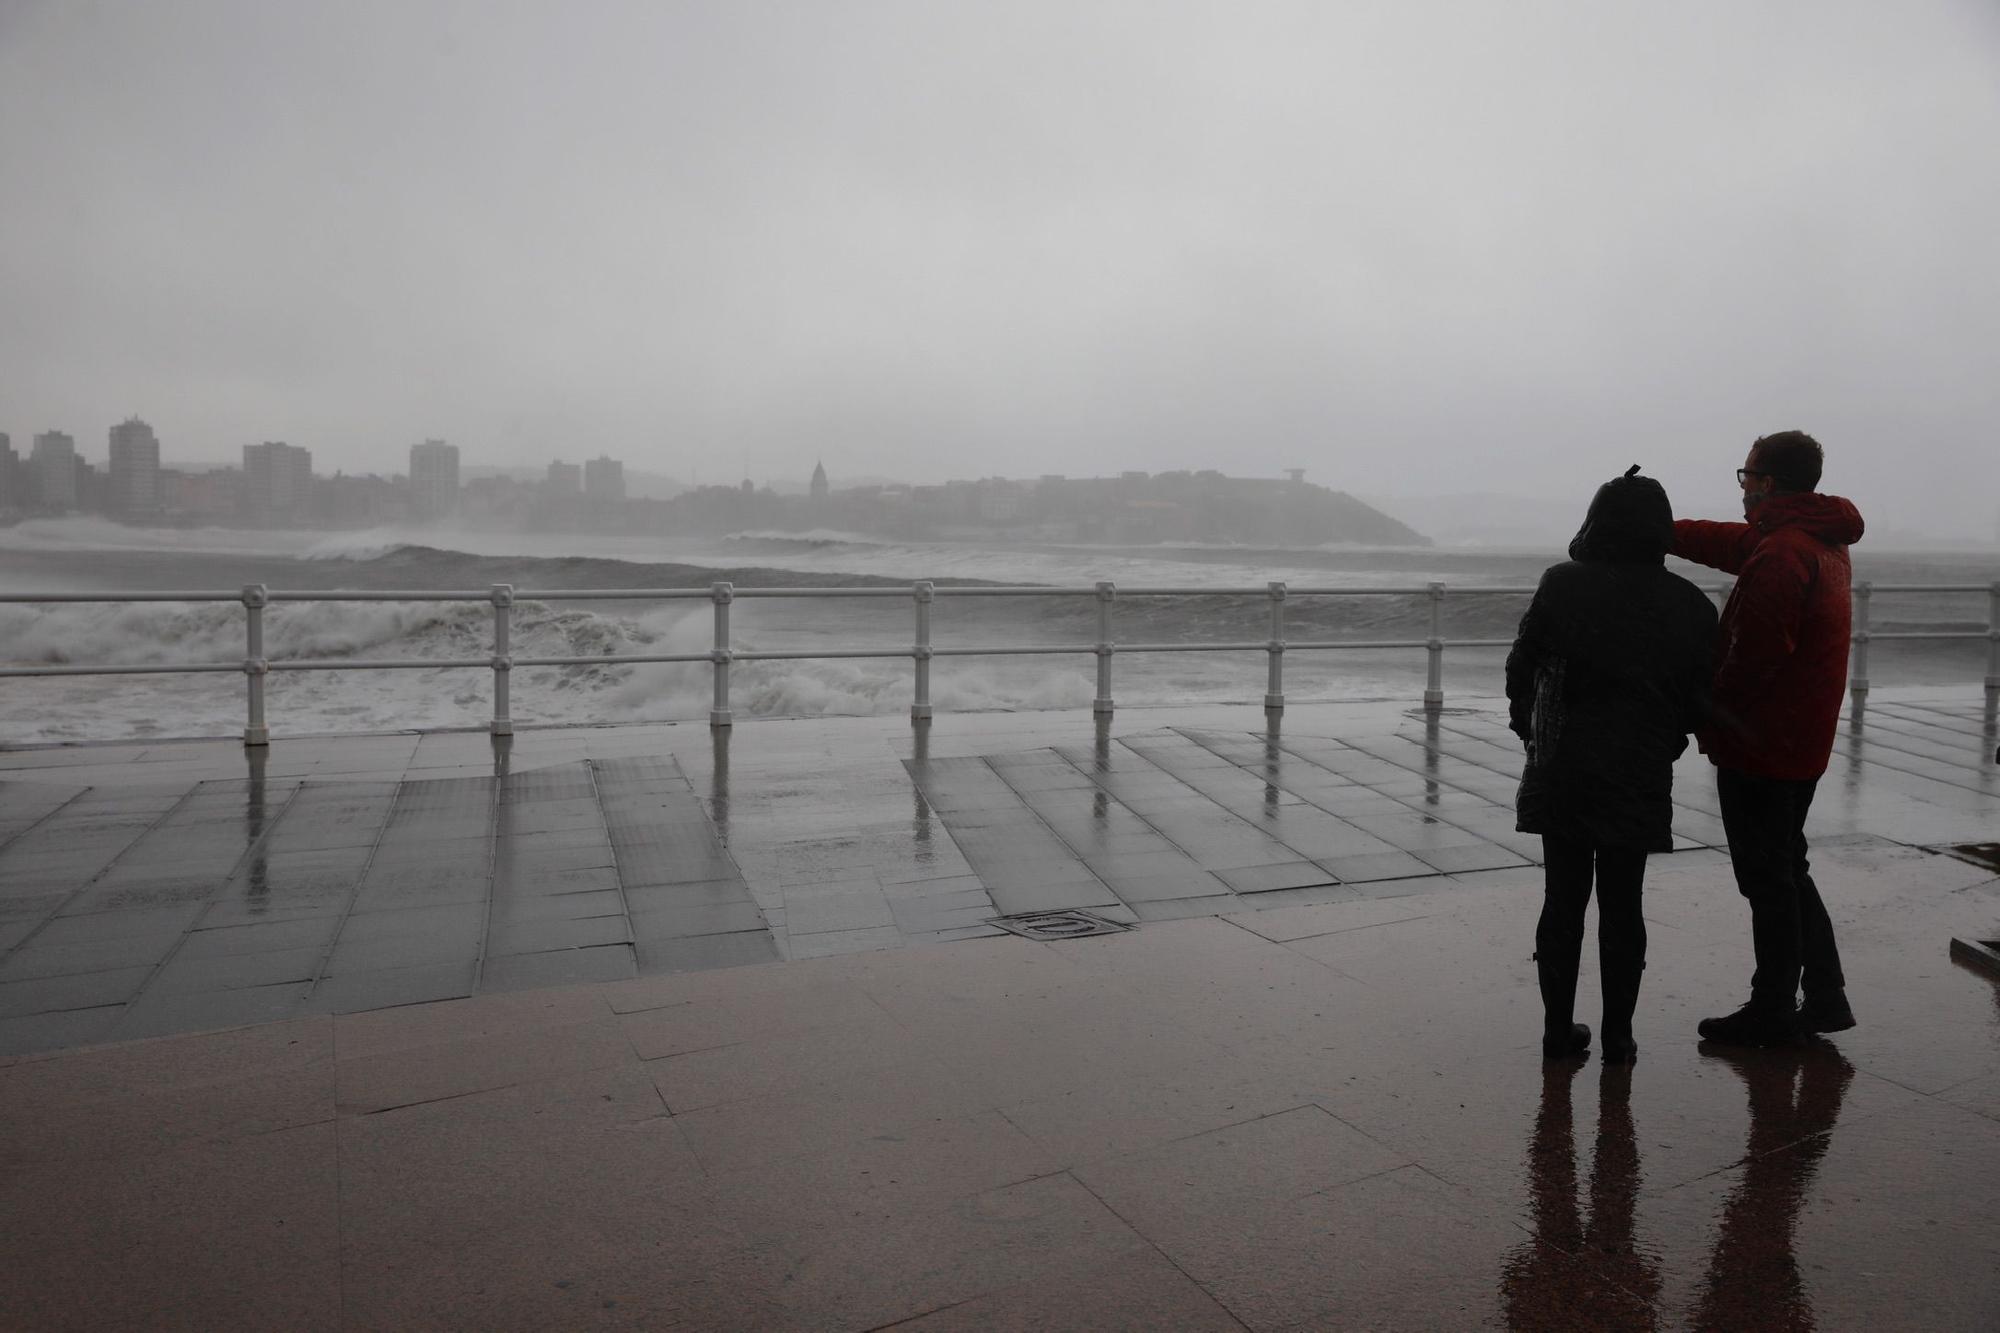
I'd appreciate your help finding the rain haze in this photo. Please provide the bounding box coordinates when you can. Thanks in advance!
[3,0,1999,541]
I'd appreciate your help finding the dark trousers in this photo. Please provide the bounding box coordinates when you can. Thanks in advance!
[1716,767,1846,1010]
[1537,837,1648,1042]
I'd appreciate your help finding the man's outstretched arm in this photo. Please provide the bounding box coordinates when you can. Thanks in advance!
[1671,518,1758,575]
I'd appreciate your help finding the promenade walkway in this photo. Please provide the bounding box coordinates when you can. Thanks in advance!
[0,692,1995,1328]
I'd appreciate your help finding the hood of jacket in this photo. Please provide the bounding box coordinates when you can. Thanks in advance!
[1567,468,1674,564]
[1754,492,1865,546]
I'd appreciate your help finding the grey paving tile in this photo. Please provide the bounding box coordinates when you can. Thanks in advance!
[635,930,782,975]
[1314,851,1437,883]
[629,900,769,940]
[304,962,479,1016]
[349,868,491,912]
[113,981,312,1041]
[1214,861,1340,894]
[622,879,756,913]
[0,933,181,982]
[490,865,620,897]
[480,944,636,992]
[784,888,895,935]
[1409,842,1530,874]
[177,916,343,961]
[486,914,632,957]
[0,1003,124,1057]
[149,946,324,996]
[201,886,354,926]
[486,888,626,925]
[0,966,154,1019]
[58,876,228,915]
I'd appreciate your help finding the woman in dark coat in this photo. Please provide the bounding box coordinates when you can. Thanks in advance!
[1507,467,1718,1063]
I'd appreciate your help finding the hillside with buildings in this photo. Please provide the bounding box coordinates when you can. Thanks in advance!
[783,467,1430,546]
[0,421,1428,547]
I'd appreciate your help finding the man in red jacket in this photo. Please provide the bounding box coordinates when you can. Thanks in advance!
[1671,431,1865,1045]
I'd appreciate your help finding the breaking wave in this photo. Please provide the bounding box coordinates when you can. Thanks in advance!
[2,525,1992,744]
[0,596,1109,742]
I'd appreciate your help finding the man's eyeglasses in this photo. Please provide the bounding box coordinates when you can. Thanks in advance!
[1735,468,1771,484]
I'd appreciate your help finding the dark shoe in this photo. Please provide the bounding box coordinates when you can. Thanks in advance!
[1542,1022,1591,1059]
[1601,1035,1638,1065]
[1798,990,1857,1033]
[1697,1002,1800,1047]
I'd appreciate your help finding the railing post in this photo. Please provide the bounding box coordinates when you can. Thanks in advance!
[710,581,734,728]
[1264,581,1286,710]
[1093,581,1115,716]
[911,581,934,722]
[1849,580,1871,730]
[241,583,269,747]
[489,584,514,737]
[1984,580,1999,729]
[1423,581,1445,712]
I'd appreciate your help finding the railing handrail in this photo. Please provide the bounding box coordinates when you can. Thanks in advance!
[1,579,1995,743]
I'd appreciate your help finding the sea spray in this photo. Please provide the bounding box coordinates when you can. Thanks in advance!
[1,532,1990,743]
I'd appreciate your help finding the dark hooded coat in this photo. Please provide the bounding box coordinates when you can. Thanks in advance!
[1507,470,1719,851]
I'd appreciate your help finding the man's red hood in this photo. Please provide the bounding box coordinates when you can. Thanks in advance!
[1755,492,1864,546]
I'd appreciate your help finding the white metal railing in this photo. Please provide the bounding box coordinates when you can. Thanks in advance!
[0,580,1995,745]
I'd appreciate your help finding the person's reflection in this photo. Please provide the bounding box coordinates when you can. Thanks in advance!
[1501,1062,1661,1328]
[1589,1065,1660,1312]
[1691,1041,1854,1330]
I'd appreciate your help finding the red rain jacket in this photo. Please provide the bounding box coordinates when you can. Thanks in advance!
[1671,493,1866,781]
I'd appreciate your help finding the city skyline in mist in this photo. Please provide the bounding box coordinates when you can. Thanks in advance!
[4,2,1997,539]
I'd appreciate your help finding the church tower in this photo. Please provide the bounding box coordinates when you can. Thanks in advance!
[809,460,828,501]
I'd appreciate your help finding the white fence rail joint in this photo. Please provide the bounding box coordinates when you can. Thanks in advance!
[1265,581,1287,711]
[912,580,935,722]
[242,583,270,747]
[1093,581,1116,716]
[490,583,515,738]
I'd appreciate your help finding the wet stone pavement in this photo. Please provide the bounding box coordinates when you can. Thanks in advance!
[0,691,1995,1328]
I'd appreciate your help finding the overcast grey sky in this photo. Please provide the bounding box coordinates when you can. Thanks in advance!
[3,1,1996,537]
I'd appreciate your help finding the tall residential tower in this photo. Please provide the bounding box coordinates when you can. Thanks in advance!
[30,431,78,511]
[410,439,460,519]
[108,417,161,518]
[242,441,313,525]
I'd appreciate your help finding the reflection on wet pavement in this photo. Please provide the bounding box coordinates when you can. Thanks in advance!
[1691,1042,1854,1330]
[0,693,1994,1327]
[0,694,1995,1055]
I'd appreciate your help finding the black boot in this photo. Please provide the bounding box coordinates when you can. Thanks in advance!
[1543,1021,1592,1060]
[1600,955,1643,1065]
[1537,947,1590,1060]
[1698,1000,1801,1047]
[1798,989,1857,1034]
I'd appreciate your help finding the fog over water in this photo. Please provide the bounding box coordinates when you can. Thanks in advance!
[3,2,1998,541]
[4,3,1997,739]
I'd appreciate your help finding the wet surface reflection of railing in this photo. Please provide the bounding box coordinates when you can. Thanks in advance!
[1,580,1994,745]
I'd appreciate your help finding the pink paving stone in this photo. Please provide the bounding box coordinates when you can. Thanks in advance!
[0,696,1992,1327]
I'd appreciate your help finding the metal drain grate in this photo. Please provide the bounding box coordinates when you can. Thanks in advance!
[989,909,1132,941]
